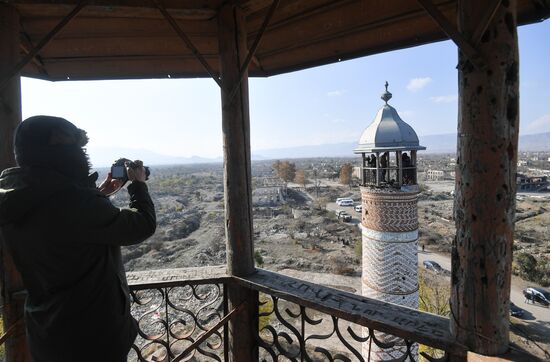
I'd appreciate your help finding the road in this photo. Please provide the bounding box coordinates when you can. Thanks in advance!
[417,250,550,324]
[326,199,550,326]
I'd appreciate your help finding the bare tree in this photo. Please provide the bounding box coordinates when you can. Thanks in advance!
[272,160,281,175]
[339,163,353,187]
[295,169,308,189]
[277,161,296,183]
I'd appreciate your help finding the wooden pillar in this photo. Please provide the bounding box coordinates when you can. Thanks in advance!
[218,3,258,361]
[451,0,518,356]
[0,4,29,362]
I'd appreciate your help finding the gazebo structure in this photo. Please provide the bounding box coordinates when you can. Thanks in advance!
[355,85,425,360]
[1,1,549,361]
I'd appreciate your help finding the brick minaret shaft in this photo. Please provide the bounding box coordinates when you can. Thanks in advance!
[360,187,419,360]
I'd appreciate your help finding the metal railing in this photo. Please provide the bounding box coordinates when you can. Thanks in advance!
[127,267,463,361]
[0,267,460,362]
[127,266,231,362]
[257,293,425,361]
[362,167,417,186]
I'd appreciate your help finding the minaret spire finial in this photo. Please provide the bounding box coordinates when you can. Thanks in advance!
[381,81,392,104]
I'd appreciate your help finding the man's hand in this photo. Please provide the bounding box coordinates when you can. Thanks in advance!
[126,160,147,183]
[99,173,124,196]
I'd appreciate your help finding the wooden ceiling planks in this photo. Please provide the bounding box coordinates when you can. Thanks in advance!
[9,0,549,81]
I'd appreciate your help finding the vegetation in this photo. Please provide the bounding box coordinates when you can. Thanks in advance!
[418,270,449,360]
[294,169,309,188]
[254,250,264,267]
[513,252,550,287]
[272,160,297,183]
[339,163,353,187]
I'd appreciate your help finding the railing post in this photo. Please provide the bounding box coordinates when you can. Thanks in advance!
[451,0,518,356]
[0,4,29,362]
[218,3,258,361]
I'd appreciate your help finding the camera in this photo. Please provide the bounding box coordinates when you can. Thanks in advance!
[111,158,150,182]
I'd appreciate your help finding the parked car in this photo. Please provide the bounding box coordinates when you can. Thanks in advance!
[337,199,354,206]
[354,205,362,212]
[509,302,524,318]
[523,287,550,307]
[335,210,352,222]
[423,260,443,273]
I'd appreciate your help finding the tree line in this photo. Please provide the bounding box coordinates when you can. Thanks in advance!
[272,160,355,188]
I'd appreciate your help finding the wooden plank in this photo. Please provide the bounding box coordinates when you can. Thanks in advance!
[0,5,29,362]
[234,269,466,356]
[0,0,86,92]
[451,0,519,355]
[152,0,220,87]
[23,56,215,80]
[416,0,484,69]
[127,265,229,289]
[33,36,218,58]
[21,17,215,38]
[16,3,217,20]
[218,3,258,361]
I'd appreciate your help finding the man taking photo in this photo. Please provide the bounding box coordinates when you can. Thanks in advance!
[0,115,156,361]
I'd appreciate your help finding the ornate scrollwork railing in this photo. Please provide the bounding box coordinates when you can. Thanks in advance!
[128,282,226,362]
[127,267,459,361]
[257,293,446,362]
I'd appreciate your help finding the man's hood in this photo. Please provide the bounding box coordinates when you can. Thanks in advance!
[0,167,66,226]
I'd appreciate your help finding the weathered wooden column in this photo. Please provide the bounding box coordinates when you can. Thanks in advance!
[218,3,258,361]
[0,4,29,362]
[451,0,518,356]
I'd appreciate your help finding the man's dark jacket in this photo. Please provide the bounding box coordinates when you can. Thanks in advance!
[0,166,156,362]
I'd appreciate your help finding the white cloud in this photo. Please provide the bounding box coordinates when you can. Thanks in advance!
[525,114,550,133]
[430,94,458,103]
[407,77,432,92]
[327,90,346,97]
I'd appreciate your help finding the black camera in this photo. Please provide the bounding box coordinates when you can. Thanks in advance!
[111,158,150,183]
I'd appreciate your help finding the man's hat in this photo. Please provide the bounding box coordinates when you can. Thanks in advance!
[14,115,88,167]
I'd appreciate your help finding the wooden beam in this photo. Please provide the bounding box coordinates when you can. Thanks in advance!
[0,0,87,93]
[451,0,518,355]
[127,265,229,289]
[470,0,501,45]
[233,269,467,356]
[0,5,29,362]
[152,0,221,87]
[225,0,279,104]
[416,0,485,70]
[218,3,258,361]
[15,3,216,20]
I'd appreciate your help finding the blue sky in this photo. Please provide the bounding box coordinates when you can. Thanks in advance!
[21,20,549,162]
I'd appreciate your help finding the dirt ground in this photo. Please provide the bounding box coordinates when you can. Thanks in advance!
[108,161,549,359]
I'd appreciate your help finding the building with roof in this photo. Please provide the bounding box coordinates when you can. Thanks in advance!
[355,84,425,360]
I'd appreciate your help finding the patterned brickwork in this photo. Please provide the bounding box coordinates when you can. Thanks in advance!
[361,187,420,361]
[360,187,419,232]
[362,235,418,295]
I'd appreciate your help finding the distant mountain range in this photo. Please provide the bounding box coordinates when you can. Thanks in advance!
[87,146,223,167]
[251,132,550,159]
[88,132,550,166]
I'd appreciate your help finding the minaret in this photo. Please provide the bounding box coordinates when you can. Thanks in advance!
[355,83,425,360]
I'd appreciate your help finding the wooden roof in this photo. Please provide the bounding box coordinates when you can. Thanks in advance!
[11,0,550,81]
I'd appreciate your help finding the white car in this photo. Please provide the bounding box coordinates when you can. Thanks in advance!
[336,197,352,205]
[337,199,354,206]
[354,205,362,212]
